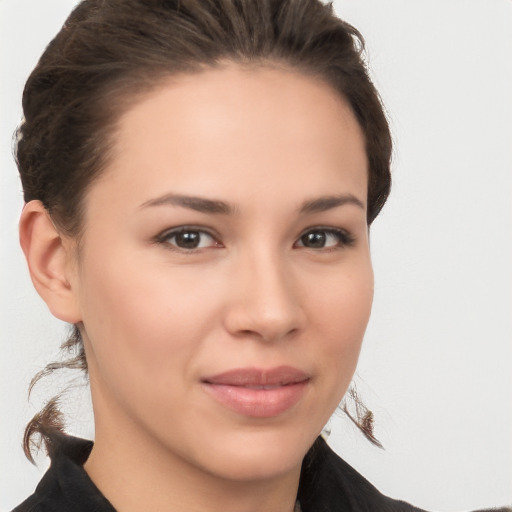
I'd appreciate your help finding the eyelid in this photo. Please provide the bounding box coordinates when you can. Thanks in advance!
[153,225,223,252]
[152,224,355,253]
[294,226,356,249]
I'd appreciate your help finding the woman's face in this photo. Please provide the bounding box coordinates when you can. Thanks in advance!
[70,64,373,481]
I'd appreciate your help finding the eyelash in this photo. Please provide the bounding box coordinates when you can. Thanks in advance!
[153,226,221,253]
[295,227,356,251]
[153,226,356,254]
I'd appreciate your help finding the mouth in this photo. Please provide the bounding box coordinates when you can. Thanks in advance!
[201,366,310,418]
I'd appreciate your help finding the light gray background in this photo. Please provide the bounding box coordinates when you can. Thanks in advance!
[1,1,511,511]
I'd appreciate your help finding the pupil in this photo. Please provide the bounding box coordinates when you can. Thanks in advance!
[176,231,200,248]
[302,232,326,248]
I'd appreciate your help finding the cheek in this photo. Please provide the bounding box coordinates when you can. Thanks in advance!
[77,249,225,378]
[77,261,211,421]
[310,258,373,380]
[315,255,373,330]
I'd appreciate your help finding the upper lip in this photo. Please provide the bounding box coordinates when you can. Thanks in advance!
[202,366,310,387]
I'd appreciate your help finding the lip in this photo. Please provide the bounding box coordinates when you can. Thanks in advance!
[201,366,310,418]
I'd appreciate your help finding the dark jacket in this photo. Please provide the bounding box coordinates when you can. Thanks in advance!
[12,434,510,512]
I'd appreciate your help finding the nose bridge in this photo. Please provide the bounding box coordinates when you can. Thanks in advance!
[226,243,303,342]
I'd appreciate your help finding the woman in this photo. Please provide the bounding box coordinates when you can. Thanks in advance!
[3,1,510,511]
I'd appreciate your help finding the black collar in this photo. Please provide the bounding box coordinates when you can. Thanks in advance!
[16,433,426,512]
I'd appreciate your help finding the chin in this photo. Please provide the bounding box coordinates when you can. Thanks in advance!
[193,426,318,482]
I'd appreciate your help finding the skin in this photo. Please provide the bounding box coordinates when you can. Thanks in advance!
[20,64,373,512]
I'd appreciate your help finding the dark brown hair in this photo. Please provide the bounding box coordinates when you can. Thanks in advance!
[17,0,392,462]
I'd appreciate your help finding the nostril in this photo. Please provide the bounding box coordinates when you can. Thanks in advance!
[222,266,306,341]
[234,325,300,344]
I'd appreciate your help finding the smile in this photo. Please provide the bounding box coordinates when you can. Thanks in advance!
[201,366,310,418]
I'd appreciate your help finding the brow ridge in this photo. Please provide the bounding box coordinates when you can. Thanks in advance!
[299,194,365,214]
[140,193,235,215]
[140,192,364,216]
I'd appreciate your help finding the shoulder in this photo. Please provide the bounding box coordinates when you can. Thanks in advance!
[298,437,426,512]
[11,434,115,512]
[298,437,511,512]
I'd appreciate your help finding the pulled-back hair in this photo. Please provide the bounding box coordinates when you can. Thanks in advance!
[17,0,391,462]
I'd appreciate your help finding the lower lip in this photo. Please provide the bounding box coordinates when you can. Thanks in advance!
[202,381,309,418]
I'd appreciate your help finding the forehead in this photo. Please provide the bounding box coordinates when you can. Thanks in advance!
[88,64,368,213]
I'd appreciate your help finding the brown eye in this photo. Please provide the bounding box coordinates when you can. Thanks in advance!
[295,228,354,250]
[158,228,220,251]
[300,231,327,248]
[174,231,202,249]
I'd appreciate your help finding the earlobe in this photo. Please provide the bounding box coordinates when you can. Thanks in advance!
[19,200,82,324]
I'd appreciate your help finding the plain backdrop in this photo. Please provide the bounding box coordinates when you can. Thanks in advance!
[1,1,511,511]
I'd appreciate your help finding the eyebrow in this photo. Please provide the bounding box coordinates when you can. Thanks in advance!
[299,194,365,214]
[140,193,236,215]
[139,192,364,215]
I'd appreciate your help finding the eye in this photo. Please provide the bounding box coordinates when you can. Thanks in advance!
[156,227,221,251]
[295,228,355,250]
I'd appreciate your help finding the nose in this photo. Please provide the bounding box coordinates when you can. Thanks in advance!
[223,249,305,343]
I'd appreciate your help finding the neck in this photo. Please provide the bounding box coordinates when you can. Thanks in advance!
[85,415,301,512]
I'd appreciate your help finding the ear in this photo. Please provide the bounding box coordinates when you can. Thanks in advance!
[19,200,82,324]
